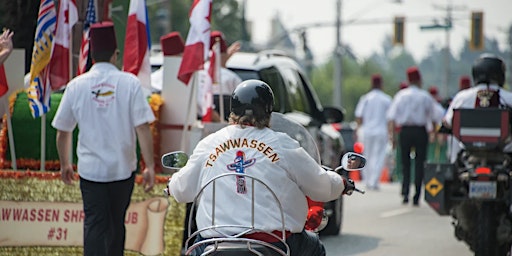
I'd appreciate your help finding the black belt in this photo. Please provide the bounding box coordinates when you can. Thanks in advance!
[401,125,425,128]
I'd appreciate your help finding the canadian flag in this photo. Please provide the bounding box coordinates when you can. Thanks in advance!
[49,0,78,90]
[123,0,152,90]
[177,0,212,85]
[0,65,8,97]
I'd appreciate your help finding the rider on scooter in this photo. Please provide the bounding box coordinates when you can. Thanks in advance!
[443,53,512,154]
[167,79,355,256]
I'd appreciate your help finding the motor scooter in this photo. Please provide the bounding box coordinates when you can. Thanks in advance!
[162,151,365,256]
[425,108,512,256]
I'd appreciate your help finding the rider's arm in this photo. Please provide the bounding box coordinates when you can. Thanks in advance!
[282,145,344,202]
[168,143,208,203]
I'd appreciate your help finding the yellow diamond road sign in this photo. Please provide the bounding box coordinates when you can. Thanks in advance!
[426,177,443,197]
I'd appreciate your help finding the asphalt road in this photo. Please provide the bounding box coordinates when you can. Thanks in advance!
[320,182,473,256]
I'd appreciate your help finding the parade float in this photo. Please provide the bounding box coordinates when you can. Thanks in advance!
[0,48,186,255]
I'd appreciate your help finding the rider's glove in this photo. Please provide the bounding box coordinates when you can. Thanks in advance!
[305,206,324,231]
[163,178,171,196]
[342,178,355,195]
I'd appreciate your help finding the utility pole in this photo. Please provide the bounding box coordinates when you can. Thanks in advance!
[508,25,512,86]
[333,0,343,109]
[421,1,465,98]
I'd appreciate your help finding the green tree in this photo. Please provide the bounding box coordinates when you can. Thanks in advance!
[147,0,244,48]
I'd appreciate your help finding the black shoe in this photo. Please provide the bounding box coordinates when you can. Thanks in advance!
[413,194,420,206]
[402,197,409,204]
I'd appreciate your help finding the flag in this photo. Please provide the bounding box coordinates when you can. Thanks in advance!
[123,0,152,90]
[196,70,213,121]
[202,42,220,122]
[49,0,77,90]
[77,0,96,75]
[207,43,217,83]
[177,0,212,85]
[27,0,57,118]
[0,65,8,97]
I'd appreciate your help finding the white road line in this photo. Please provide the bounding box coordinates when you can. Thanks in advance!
[380,208,413,218]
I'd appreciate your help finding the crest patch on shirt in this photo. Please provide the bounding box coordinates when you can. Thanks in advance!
[91,83,116,108]
[227,151,256,194]
[476,89,499,108]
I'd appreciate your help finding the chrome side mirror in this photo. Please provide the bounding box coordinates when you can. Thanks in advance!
[341,152,366,171]
[161,151,189,169]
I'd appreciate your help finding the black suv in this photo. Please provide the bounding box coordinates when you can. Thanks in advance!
[226,50,347,236]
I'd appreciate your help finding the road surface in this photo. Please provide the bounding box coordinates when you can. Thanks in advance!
[321,182,472,256]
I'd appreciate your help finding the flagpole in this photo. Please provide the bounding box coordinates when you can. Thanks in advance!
[40,115,46,171]
[68,19,74,166]
[180,73,197,153]
[3,98,16,170]
[213,40,224,122]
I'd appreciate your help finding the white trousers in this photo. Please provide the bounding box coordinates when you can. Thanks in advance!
[361,133,388,188]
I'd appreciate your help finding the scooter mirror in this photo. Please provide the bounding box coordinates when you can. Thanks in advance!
[341,152,366,171]
[161,151,189,169]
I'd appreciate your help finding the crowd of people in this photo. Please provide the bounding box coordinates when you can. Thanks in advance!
[353,53,509,209]
[4,17,510,254]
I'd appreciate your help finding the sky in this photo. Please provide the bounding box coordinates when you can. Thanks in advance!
[245,0,512,64]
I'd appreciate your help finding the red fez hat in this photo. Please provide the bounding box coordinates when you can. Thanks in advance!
[371,74,382,88]
[353,142,364,154]
[459,75,471,90]
[89,22,117,54]
[428,85,438,96]
[399,81,408,90]
[406,66,421,82]
[210,31,228,53]
[160,32,185,56]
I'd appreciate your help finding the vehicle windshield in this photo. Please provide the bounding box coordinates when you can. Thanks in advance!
[270,112,321,164]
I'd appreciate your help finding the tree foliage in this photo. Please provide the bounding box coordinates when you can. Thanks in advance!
[2,0,511,124]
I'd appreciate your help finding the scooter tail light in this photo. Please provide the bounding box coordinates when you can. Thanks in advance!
[475,167,491,175]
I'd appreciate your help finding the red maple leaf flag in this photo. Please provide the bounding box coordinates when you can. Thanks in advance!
[49,0,78,90]
[177,0,212,85]
[123,0,152,90]
[0,65,8,97]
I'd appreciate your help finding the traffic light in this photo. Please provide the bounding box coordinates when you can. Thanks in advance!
[470,11,484,51]
[393,16,405,46]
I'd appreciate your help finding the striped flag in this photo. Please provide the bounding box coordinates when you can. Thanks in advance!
[123,0,152,90]
[123,0,151,89]
[49,0,77,90]
[77,0,96,75]
[27,0,57,118]
[177,0,212,85]
[0,65,8,97]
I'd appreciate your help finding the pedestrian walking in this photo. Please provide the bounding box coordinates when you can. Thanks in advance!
[354,74,391,190]
[52,22,156,256]
[387,66,436,206]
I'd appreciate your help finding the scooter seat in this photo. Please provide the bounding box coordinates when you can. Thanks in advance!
[203,242,284,256]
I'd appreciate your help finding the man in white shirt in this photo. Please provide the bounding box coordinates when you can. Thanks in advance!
[168,80,354,256]
[387,66,436,206]
[52,22,155,256]
[443,54,512,154]
[208,31,242,121]
[355,74,392,190]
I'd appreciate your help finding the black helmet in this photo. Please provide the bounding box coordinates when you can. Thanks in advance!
[472,53,506,86]
[230,80,274,118]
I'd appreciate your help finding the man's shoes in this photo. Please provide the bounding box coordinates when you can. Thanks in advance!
[413,195,420,206]
[402,197,409,205]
